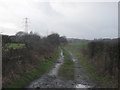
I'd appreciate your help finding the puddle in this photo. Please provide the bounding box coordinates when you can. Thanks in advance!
[75,84,90,88]
[27,49,95,88]
[72,58,77,62]
[68,51,77,62]
[49,49,64,76]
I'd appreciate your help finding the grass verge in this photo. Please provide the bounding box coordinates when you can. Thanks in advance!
[58,47,74,80]
[67,44,118,88]
[7,48,60,88]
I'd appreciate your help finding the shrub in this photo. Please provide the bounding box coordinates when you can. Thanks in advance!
[88,39,119,77]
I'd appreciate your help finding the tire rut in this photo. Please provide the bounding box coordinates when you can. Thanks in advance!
[26,48,96,89]
[68,50,96,88]
[26,48,75,88]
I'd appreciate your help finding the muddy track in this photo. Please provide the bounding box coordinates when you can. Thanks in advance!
[68,51,96,88]
[26,48,96,89]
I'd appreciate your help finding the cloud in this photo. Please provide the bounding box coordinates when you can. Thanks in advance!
[0,1,118,39]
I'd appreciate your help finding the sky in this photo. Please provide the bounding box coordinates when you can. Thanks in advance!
[0,0,118,39]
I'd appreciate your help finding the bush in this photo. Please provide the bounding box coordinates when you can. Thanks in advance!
[88,39,119,77]
[2,32,68,87]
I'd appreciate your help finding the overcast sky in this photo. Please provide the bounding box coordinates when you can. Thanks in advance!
[0,0,118,39]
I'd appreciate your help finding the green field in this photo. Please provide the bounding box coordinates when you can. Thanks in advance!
[69,42,88,49]
[4,43,25,52]
[6,43,25,49]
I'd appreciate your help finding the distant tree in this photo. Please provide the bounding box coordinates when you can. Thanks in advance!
[16,31,27,37]
[30,31,33,35]
[2,35,12,45]
[22,33,41,47]
[59,36,68,45]
[47,33,60,46]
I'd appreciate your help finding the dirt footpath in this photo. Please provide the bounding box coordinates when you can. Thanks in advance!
[26,48,96,89]
[69,51,96,88]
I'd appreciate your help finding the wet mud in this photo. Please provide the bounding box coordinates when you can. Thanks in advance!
[26,48,96,89]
